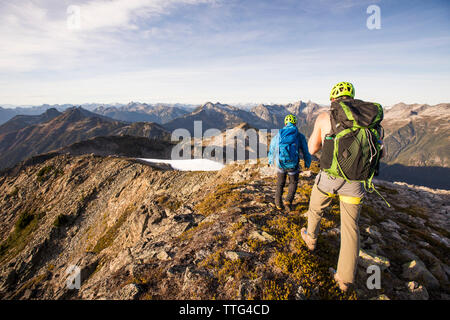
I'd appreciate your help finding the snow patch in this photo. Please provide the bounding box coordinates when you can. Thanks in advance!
[137,158,225,171]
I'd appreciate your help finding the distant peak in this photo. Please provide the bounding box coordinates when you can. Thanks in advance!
[44,108,61,115]
[58,106,96,122]
[66,106,82,111]
[203,101,215,107]
[200,102,228,111]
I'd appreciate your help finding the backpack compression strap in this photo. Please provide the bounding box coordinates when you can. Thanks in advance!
[363,174,391,208]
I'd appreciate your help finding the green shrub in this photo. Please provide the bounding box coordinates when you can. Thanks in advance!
[9,187,19,197]
[53,214,69,228]
[37,165,53,177]
[155,195,181,211]
[1,210,44,262]
[53,168,64,178]
[0,242,7,256]
[92,205,135,253]
[37,165,54,182]
[15,211,35,230]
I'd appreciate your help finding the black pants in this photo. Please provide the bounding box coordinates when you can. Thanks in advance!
[275,171,299,206]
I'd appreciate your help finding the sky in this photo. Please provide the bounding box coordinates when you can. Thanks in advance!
[0,0,449,107]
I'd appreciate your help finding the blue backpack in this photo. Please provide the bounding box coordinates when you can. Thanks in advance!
[278,125,300,170]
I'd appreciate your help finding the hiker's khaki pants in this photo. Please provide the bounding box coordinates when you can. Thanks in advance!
[306,172,364,284]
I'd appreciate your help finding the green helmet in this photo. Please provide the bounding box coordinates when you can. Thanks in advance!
[330,81,355,100]
[284,114,297,126]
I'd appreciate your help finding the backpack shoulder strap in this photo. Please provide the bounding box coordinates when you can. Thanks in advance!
[329,103,343,134]
[338,101,359,127]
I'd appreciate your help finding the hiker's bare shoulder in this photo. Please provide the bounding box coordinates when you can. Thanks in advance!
[315,111,330,125]
[318,111,330,119]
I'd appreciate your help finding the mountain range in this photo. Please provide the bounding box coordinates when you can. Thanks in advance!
[163,100,325,135]
[92,102,193,124]
[382,103,449,167]
[0,103,197,125]
[0,100,448,189]
[0,107,169,170]
[375,103,450,189]
[0,104,103,124]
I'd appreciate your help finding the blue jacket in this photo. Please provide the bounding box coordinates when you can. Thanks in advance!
[268,123,311,169]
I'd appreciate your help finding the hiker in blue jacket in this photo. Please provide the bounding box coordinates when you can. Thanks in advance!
[268,114,311,212]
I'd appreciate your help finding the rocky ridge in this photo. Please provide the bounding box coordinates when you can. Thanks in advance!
[0,155,448,300]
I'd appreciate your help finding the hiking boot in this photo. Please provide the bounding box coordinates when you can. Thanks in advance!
[275,203,285,211]
[330,268,350,292]
[284,202,294,213]
[300,228,317,251]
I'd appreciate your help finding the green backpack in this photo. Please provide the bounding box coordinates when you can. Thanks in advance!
[320,99,389,206]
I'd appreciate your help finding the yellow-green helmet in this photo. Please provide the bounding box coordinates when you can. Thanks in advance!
[330,81,355,100]
[284,114,297,125]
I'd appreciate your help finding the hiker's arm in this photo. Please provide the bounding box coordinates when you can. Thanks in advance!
[380,141,385,159]
[299,134,311,169]
[378,126,385,159]
[268,134,278,165]
[308,114,325,155]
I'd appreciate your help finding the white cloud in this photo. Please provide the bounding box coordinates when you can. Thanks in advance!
[75,0,212,31]
[0,0,216,72]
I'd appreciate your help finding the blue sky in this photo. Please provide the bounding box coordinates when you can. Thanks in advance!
[0,0,449,106]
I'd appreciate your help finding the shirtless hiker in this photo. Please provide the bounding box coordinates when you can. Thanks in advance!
[301,82,385,292]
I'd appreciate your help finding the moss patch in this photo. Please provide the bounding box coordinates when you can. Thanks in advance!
[269,237,355,299]
[128,264,168,300]
[92,205,135,254]
[376,185,399,195]
[53,214,70,228]
[155,195,181,212]
[195,205,357,300]
[262,280,292,300]
[8,187,19,197]
[262,213,356,300]
[36,165,54,183]
[361,204,383,223]
[393,204,428,220]
[0,209,45,262]
[16,211,35,231]
[178,221,214,242]
[10,272,49,299]
[199,249,259,299]
[195,182,246,216]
